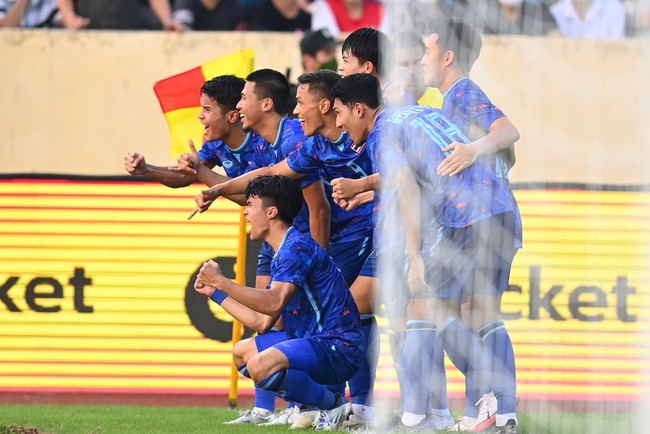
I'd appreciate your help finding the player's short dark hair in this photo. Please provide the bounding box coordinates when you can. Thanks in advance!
[245,175,302,225]
[341,27,391,79]
[427,18,482,72]
[330,73,381,110]
[297,69,341,103]
[246,69,290,115]
[201,75,245,111]
[394,30,424,53]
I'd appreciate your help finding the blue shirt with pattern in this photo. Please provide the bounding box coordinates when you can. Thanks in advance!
[198,131,265,178]
[247,117,320,234]
[379,106,515,246]
[286,132,374,244]
[271,227,365,364]
[443,77,522,247]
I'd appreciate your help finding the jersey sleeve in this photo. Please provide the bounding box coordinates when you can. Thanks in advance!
[460,85,506,133]
[271,235,315,289]
[286,136,321,175]
[198,141,222,168]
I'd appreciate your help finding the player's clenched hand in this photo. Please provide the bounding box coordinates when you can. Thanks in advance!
[437,142,478,176]
[198,260,225,288]
[194,279,216,297]
[124,151,146,175]
[407,254,431,295]
[170,139,201,175]
[331,177,361,200]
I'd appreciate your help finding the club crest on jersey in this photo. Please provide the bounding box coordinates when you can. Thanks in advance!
[223,161,234,169]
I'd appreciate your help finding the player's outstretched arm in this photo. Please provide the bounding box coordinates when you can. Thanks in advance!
[218,159,303,198]
[437,117,519,177]
[331,173,381,199]
[124,151,195,188]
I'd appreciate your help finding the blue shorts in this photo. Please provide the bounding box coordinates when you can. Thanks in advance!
[424,212,517,300]
[255,330,289,351]
[330,235,373,285]
[256,241,274,277]
[274,337,362,385]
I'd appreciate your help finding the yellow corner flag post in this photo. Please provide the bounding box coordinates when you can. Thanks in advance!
[229,207,249,408]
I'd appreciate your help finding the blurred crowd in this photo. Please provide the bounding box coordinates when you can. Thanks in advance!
[1,0,648,37]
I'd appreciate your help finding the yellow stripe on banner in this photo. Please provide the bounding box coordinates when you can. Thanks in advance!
[1,180,650,401]
[164,108,204,158]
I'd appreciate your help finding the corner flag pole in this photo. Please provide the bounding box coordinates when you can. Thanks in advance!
[229,206,248,408]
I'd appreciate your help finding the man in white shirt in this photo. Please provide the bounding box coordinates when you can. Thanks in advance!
[550,0,626,38]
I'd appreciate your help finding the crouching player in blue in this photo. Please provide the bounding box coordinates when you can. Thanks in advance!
[194,175,365,431]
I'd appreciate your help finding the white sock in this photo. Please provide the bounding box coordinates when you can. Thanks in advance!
[401,412,426,427]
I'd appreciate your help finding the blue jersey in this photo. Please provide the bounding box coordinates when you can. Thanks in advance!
[271,227,364,353]
[443,77,522,247]
[247,116,320,234]
[361,111,395,255]
[198,131,266,178]
[379,106,515,243]
[286,132,374,244]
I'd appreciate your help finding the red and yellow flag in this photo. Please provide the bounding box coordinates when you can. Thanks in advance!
[153,49,255,156]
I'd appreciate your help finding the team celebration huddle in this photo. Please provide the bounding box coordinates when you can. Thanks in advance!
[124,18,521,434]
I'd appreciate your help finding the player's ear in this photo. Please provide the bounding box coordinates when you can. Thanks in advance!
[443,50,455,67]
[227,109,239,124]
[363,61,374,75]
[262,97,274,112]
[354,102,364,118]
[266,205,278,220]
[319,97,331,114]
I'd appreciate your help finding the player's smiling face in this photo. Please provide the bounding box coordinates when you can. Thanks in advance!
[421,33,446,88]
[236,81,263,131]
[198,94,230,142]
[333,98,364,147]
[293,83,324,137]
[244,195,270,241]
[339,50,368,77]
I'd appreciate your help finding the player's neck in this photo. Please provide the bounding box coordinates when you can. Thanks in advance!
[265,222,292,252]
[320,115,343,142]
[439,69,468,95]
[255,113,285,144]
[221,127,248,150]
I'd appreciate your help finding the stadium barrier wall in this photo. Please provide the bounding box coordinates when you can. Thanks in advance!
[1,30,649,185]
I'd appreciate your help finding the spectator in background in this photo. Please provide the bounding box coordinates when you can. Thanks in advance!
[171,0,245,30]
[288,27,339,110]
[475,0,561,36]
[549,0,626,38]
[310,0,387,36]
[57,0,183,30]
[300,28,339,73]
[0,0,59,28]
[246,0,311,32]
